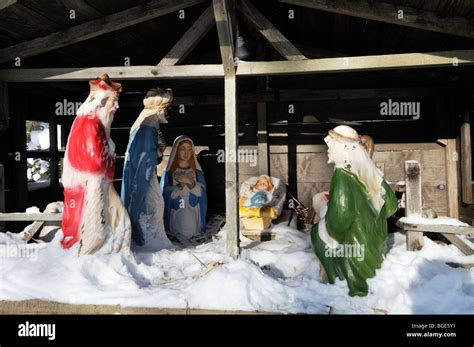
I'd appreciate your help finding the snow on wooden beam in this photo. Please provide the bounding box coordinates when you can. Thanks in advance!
[238,0,306,61]
[0,0,206,64]
[279,0,474,39]
[158,4,215,66]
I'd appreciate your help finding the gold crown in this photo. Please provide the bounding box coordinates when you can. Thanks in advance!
[89,74,122,93]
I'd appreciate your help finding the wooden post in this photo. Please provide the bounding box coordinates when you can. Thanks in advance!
[405,160,424,251]
[214,0,240,259]
[257,102,269,175]
[460,112,472,204]
[224,76,239,259]
[446,139,459,218]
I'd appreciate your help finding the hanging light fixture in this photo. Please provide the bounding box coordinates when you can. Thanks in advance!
[235,24,250,60]
[235,35,250,59]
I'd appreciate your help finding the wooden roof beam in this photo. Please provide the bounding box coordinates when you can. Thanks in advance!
[236,49,474,76]
[158,4,215,66]
[213,0,236,77]
[1,49,473,81]
[238,0,306,61]
[0,65,224,81]
[0,0,16,11]
[0,0,206,64]
[279,0,474,39]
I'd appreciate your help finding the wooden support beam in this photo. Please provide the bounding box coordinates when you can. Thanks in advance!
[224,76,240,259]
[400,223,474,237]
[158,4,215,66]
[278,0,474,39]
[445,139,459,218]
[0,0,16,10]
[2,49,473,82]
[20,221,45,242]
[213,0,236,77]
[0,65,224,82]
[0,213,63,222]
[214,0,240,259]
[257,102,269,175]
[461,112,472,204]
[405,160,424,251]
[238,0,306,61]
[0,0,205,64]
[236,50,474,76]
[442,233,474,255]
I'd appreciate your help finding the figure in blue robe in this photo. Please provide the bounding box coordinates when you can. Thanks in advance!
[121,87,174,249]
[161,135,207,243]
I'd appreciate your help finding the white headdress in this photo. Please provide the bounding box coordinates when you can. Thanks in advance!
[326,125,385,213]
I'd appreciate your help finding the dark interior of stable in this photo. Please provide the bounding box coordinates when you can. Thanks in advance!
[0,0,473,233]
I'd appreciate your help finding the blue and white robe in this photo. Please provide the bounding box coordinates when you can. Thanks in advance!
[121,119,171,248]
[161,136,207,242]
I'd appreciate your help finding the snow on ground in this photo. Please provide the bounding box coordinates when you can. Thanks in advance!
[0,220,473,314]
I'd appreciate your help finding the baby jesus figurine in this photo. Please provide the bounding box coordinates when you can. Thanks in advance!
[241,175,277,208]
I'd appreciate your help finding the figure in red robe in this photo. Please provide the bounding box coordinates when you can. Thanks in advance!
[61,74,131,255]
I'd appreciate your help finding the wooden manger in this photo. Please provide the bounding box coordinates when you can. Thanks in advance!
[397,160,474,255]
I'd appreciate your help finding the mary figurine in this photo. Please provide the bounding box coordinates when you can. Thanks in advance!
[161,136,207,243]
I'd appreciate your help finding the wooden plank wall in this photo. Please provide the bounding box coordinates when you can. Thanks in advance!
[237,142,449,215]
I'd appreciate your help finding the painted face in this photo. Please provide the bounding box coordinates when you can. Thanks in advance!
[156,109,169,124]
[178,141,193,162]
[255,179,269,191]
[324,135,335,164]
[104,93,119,115]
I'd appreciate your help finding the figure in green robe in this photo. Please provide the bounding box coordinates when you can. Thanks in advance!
[311,125,398,297]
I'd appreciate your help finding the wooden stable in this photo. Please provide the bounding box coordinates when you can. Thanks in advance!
[0,0,474,258]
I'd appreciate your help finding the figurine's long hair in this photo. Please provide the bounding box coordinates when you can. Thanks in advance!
[330,138,385,213]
